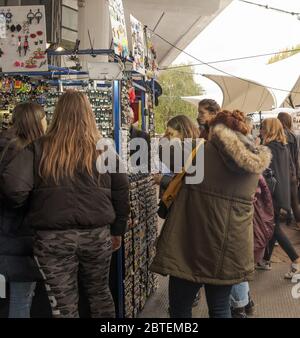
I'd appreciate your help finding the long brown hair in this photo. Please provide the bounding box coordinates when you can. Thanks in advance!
[262,118,287,145]
[166,115,200,139]
[277,112,292,131]
[12,102,46,148]
[39,90,101,184]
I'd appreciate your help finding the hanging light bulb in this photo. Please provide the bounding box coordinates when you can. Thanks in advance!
[56,46,65,52]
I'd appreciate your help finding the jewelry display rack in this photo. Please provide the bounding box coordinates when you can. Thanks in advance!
[0,48,159,318]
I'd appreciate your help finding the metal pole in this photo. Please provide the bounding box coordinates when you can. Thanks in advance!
[113,80,124,318]
[141,90,146,132]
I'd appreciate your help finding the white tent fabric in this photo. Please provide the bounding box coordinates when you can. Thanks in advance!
[181,95,222,107]
[281,76,300,108]
[199,52,300,113]
[123,0,233,67]
[202,74,275,113]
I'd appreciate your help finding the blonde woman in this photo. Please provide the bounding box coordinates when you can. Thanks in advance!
[0,91,130,318]
[258,118,300,278]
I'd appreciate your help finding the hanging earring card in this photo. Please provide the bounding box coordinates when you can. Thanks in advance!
[0,5,48,73]
[144,28,159,79]
[108,0,129,59]
[130,15,145,75]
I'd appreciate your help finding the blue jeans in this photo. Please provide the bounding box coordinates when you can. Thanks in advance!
[169,276,232,318]
[9,282,36,318]
[230,282,249,309]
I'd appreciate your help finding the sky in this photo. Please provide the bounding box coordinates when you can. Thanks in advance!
[172,0,300,105]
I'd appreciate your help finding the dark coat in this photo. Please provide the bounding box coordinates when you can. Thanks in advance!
[267,141,291,211]
[0,138,130,236]
[199,123,209,141]
[129,125,151,170]
[151,124,271,285]
[285,129,299,179]
[253,176,274,263]
[0,130,42,282]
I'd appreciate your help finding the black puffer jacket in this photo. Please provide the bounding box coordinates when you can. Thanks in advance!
[0,138,130,236]
[0,130,42,282]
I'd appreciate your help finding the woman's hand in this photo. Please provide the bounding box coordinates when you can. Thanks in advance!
[111,236,122,252]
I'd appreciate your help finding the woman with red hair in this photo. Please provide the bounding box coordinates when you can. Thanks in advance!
[151,110,271,318]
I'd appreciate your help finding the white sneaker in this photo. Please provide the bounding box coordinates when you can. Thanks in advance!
[256,260,272,271]
[284,263,300,279]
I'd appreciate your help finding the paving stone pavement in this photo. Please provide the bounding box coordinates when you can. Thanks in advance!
[139,222,300,318]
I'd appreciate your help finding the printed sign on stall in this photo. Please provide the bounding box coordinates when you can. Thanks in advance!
[0,6,48,72]
[108,0,129,59]
[130,14,145,75]
[292,112,300,130]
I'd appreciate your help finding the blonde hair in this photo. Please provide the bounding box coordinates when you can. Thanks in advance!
[39,90,101,184]
[262,118,287,145]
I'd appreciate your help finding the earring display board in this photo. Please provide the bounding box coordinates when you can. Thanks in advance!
[43,84,114,138]
[130,15,145,75]
[144,29,159,79]
[0,110,12,130]
[0,76,50,131]
[124,174,158,318]
[108,0,129,59]
[0,6,48,73]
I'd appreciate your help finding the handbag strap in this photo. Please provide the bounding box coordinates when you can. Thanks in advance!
[162,138,205,207]
[182,138,205,174]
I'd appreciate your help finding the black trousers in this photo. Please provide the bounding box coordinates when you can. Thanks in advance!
[169,276,232,318]
[264,207,299,262]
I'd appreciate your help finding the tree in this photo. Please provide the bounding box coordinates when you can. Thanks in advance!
[268,43,300,64]
[154,65,204,134]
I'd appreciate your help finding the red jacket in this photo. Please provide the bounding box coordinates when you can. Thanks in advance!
[253,175,275,263]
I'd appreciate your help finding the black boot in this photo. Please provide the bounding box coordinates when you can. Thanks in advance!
[231,307,247,318]
[245,293,255,316]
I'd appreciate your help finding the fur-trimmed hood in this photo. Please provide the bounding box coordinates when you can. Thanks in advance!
[210,124,272,174]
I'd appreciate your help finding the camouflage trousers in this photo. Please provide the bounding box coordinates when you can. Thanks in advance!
[34,226,115,318]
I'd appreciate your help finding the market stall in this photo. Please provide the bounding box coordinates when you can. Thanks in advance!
[0,1,160,319]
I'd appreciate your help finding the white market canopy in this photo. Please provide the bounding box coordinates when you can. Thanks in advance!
[181,94,222,107]
[202,74,275,113]
[199,52,300,113]
[281,76,300,108]
[123,0,233,67]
